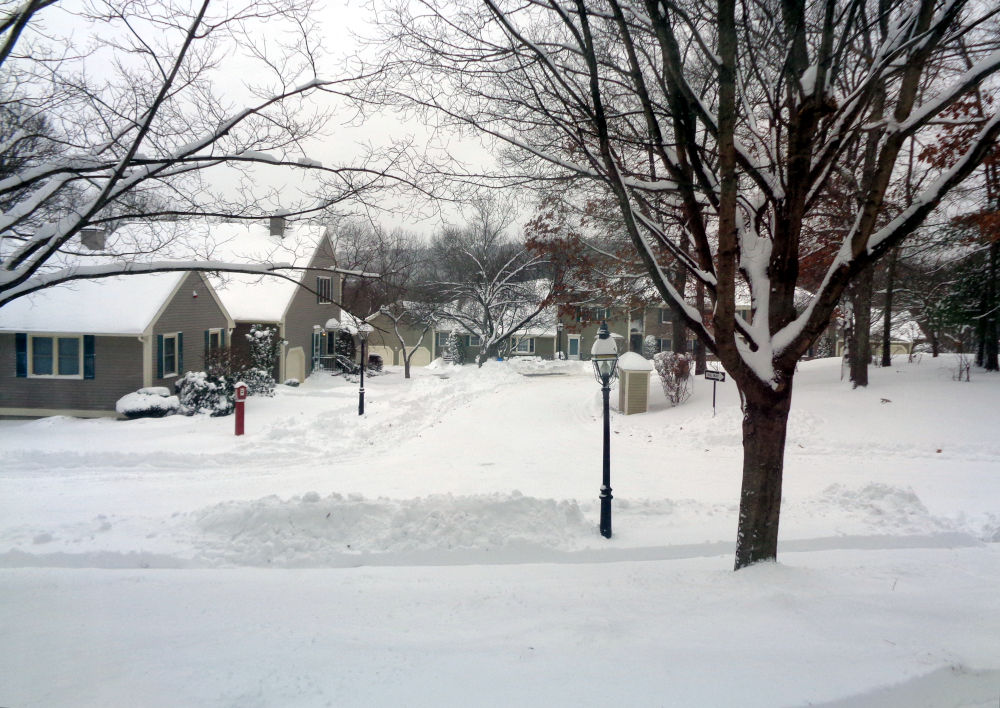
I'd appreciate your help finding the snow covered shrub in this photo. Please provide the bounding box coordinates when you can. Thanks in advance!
[653,351,693,406]
[244,324,285,396]
[367,353,383,372]
[643,335,658,359]
[283,378,300,387]
[445,330,466,365]
[116,388,180,419]
[175,371,234,416]
[335,330,355,360]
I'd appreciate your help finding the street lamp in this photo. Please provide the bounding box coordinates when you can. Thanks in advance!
[357,322,373,415]
[590,321,619,539]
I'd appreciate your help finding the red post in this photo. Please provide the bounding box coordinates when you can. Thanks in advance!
[234,382,247,436]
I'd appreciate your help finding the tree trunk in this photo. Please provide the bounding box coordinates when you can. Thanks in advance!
[734,381,793,570]
[881,249,897,367]
[404,355,411,379]
[850,265,874,386]
[985,239,999,371]
[695,282,707,375]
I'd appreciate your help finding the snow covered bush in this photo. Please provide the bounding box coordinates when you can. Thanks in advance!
[653,351,693,406]
[115,388,180,419]
[244,325,285,396]
[445,331,466,365]
[175,371,234,417]
[643,335,658,359]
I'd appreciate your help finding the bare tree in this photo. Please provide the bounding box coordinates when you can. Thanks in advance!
[333,219,440,377]
[375,0,1000,568]
[0,0,413,306]
[427,197,553,365]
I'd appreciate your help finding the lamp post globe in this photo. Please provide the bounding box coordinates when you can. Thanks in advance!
[590,321,619,538]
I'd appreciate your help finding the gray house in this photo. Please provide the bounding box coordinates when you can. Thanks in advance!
[209,219,344,383]
[0,271,234,418]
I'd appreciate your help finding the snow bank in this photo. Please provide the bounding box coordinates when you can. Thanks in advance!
[191,492,590,566]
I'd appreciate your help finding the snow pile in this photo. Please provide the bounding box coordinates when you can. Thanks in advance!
[800,483,954,536]
[191,492,590,565]
[114,389,179,418]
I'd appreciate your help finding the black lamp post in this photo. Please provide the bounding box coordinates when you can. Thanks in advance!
[357,322,373,415]
[590,321,619,538]
[556,321,564,359]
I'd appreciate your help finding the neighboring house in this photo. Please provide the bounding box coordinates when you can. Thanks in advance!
[365,309,435,368]
[209,218,345,384]
[0,271,234,418]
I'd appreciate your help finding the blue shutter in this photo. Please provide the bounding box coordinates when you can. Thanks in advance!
[221,329,226,348]
[83,335,95,379]
[177,332,183,373]
[15,333,27,377]
[316,277,321,304]
[157,335,164,378]
[204,329,210,354]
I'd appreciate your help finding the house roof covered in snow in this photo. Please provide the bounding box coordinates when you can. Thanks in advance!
[0,271,189,335]
[203,221,334,323]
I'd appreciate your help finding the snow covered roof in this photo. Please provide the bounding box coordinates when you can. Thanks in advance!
[204,221,333,323]
[617,351,654,371]
[0,272,187,335]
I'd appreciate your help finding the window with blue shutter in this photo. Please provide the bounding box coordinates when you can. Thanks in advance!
[18,334,88,377]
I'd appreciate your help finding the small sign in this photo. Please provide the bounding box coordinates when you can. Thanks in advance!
[705,370,726,382]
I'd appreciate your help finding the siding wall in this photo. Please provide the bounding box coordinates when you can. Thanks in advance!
[618,370,651,415]
[282,237,342,379]
[152,272,232,387]
[366,313,432,366]
[557,311,631,360]
[0,333,143,414]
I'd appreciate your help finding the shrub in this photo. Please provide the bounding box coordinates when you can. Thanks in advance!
[244,324,284,396]
[175,371,235,416]
[653,351,693,406]
[643,335,658,359]
[367,353,383,371]
[116,388,180,419]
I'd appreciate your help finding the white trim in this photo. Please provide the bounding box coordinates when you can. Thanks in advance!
[161,332,180,378]
[207,328,223,351]
[27,334,84,379]
[141,335,153,388]
[567,334,582,360]
[316,275,333,304]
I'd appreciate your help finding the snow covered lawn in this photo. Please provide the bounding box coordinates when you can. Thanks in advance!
[1,356,998,706]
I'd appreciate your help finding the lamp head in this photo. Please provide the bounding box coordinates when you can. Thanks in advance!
[590,321,619,384]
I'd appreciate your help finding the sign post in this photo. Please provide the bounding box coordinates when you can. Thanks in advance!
[704,369,726,417]
[234,382,248,436]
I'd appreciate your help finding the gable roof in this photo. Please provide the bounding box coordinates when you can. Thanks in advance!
[206,221,333,323]
[0,271,187,335]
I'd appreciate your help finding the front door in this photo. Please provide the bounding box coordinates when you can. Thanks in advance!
[568,335,581,360]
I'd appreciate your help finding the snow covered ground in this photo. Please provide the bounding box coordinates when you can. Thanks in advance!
[1,355,998,707]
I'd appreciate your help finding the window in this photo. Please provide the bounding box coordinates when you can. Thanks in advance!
[26,335,83,377]
[316,276,332,304]
[593,307,611,320]
[658,338,672,353]
[515,338,535,354]
[206,328,223,351]
[435,332,449,349]
[659,308,671,324]
[467,334,481,347]
[158,333,182,378]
